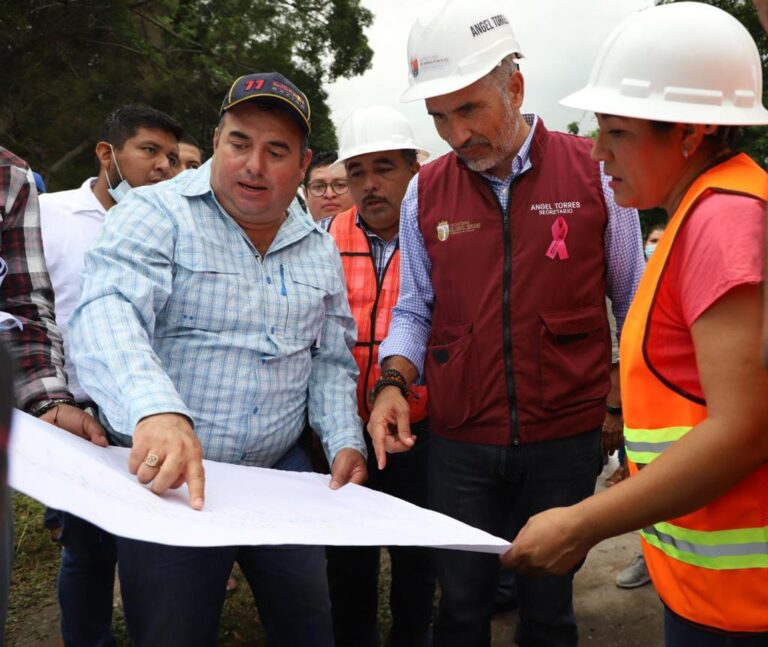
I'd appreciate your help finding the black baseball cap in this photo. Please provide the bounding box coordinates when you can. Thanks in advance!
[220,72,311,135]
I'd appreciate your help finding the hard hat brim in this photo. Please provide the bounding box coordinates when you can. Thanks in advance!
[335,142,432,165]
[560,86,768,127]
[400,74,486,103]
[400,52,523,103]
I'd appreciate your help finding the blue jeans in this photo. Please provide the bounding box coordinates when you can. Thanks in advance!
[664,607,768,646]
[326,419,435,647]
[428,428,603,647]
[115,442,334,647]
[57,513,118,646]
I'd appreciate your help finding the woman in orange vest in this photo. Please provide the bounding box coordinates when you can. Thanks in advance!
[501,4,768,644]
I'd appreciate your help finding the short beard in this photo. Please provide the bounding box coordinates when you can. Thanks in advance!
[459,89,520,174]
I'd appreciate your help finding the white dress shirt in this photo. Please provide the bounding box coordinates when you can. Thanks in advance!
[40,177,107,401]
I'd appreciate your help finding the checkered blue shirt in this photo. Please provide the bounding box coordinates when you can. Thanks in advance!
[70,161,365,467]
[319,212,399,283]
[380,114,645,376]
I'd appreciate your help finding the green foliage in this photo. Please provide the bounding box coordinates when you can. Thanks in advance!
[566,121,579,135]
[0,0,373,190]
[657,0,768,165]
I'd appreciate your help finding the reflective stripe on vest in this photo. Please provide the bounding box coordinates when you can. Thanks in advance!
[641,522,768,570]
[623,425,690,464]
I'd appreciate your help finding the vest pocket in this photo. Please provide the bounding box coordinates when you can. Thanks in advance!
[425,323,479,430]
[539,306,609,410]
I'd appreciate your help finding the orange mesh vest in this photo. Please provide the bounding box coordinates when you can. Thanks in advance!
[328,208,428,423]
[620,153,768,633]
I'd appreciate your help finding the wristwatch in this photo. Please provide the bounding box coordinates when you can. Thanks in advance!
[605,403,622,416]
[28,398,78,418]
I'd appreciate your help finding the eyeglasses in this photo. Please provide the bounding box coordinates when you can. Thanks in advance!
[307,179,349,197]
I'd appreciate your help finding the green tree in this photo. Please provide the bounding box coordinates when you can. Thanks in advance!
[658,0,768,165]
[0,0,373,190]
[566,121,579,135]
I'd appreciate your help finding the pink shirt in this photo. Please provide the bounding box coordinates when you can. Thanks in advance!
[646,192,765,401]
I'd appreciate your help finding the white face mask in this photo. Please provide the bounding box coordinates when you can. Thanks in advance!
[645,243,657,260]
[106,145,132,203]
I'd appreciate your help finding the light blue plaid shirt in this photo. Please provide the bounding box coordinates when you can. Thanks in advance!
[381,114,645,376]
[70,161,366,467]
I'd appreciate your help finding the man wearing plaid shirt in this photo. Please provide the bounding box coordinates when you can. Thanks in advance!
[0,147,106,437]
[70,73,366,645]
[0,146,105,642]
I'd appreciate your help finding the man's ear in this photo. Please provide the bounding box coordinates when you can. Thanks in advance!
[508,70,525,110]
[212,127,221,152]
[299,148,313,181]
[409,161,421,176]
[94,141,113,172]
[302,148,313,172]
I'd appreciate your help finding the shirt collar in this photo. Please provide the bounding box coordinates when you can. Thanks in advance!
[179,159,214,197]
[355,210,399,245]
[179,160,315,252]
[78,176,108,215]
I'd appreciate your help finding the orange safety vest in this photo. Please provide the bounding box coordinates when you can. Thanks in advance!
[327,208,428,423]
[621,153,768,633]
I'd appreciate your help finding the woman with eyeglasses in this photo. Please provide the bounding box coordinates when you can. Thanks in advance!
[502,4,768,644]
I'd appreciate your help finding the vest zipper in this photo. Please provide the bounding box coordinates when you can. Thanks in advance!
[362,235,396,417]
[489,184,520,446]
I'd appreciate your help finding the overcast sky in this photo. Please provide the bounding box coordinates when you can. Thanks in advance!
[326,0,655,157]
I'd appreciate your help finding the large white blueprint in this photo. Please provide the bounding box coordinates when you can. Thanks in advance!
[9,410,510,554]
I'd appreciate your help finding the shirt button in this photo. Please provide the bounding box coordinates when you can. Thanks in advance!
[240,452,247,461]
[270,326,276,334]
[261,359,267,365]
[266,276,272,284]
[252,406,259,414]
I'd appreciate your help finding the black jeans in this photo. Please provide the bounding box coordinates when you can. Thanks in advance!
[664,607,768,646]
[428,428,603,647]
[115,443,333,647]
[57,513,117,647]
[327,418,435,647]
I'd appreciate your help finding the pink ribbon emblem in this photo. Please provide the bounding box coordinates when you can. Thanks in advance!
[545,216,569,260]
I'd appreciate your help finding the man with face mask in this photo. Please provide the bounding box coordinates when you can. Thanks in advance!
[39,103,182,647]
[644,224,666,261]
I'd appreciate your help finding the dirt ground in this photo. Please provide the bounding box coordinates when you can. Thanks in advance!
[8,457,663,646]
[490,455,663,646]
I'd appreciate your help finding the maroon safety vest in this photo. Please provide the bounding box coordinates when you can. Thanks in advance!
[418,120,611,444]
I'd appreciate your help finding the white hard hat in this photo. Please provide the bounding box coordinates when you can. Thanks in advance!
[560,2,768,125]
[336,105,431,164]
[401,0,523,103]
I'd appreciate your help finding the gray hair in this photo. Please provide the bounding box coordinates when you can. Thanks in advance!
[486,54,520,89]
